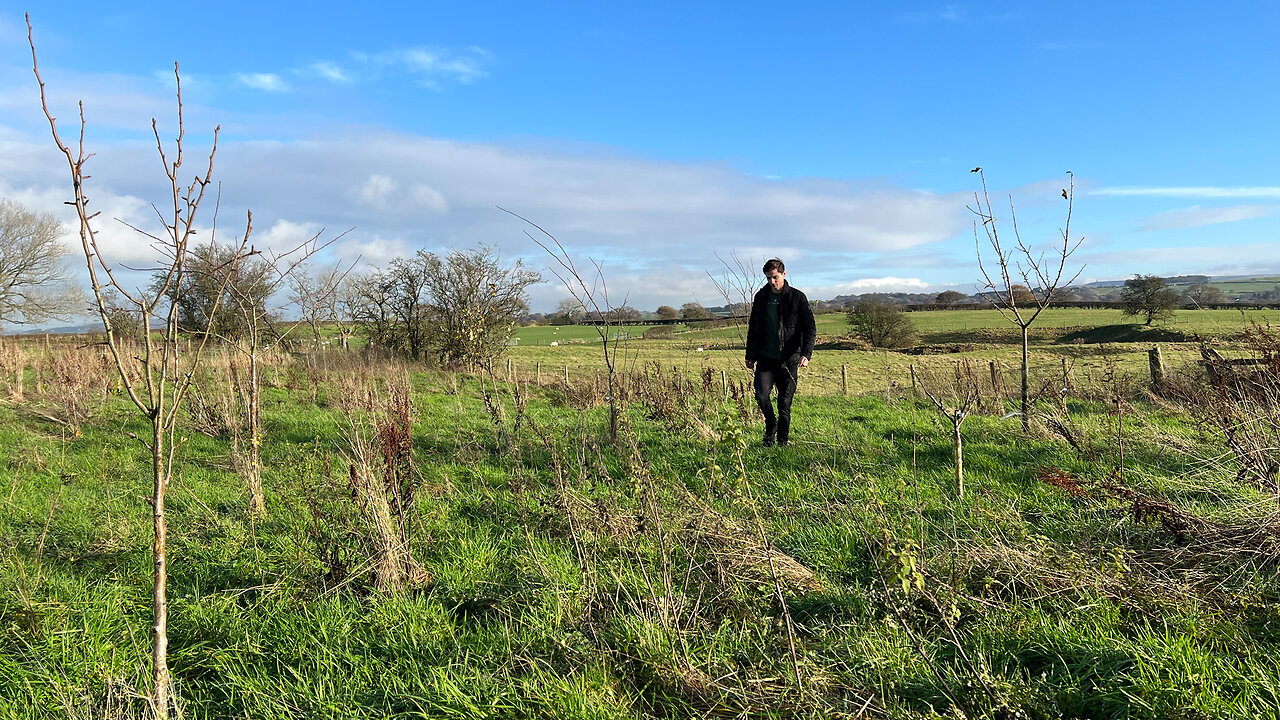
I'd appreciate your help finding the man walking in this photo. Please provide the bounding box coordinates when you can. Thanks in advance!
[745,258,816,447]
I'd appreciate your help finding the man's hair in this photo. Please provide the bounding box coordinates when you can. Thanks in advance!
[763,258,785,274]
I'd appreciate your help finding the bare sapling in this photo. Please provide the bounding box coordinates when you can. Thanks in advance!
[215,231,348,516]
[30,17,255,719]
[1100,356,1132,480]
[916,359,984,498]
[501,207,631,442]
[288,261,348,350]
[708,250,761,346]
[971,168,1083,431]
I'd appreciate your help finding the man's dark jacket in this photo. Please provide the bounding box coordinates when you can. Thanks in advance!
[745,281,816,364]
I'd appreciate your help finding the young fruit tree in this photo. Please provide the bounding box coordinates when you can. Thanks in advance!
[916,359,984,498]
[708,250,761,344]
[31,18,254,719]
[502,207,626,441]
[207,235,344,516]
[971,168,1083,431]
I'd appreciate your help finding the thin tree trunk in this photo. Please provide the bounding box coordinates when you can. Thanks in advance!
[953,419,964,499]
[1020,325,1030,432]
[151,421,170,720]
[248,345,264,516]
[609,379,618,441]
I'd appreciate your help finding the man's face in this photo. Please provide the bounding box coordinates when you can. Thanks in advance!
[765,268,786,292]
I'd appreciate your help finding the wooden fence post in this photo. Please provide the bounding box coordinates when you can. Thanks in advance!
[841,364,849,396]
[536,361,541,385]
[1148,345,1165,389]
[721,369,728,398]
[909,364,917,394]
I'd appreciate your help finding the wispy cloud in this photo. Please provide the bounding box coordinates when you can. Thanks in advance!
[1078,241,1280,277]
[1094,186,1280,199]
[287,46,491,90]
[373,47,489,87]
[236,73,290,93]
[1140,204,1280,231]
[306,62,352,84]
[897,6,1015,24]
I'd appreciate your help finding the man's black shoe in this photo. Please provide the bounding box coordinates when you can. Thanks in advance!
[778,439,791,447]
[763,435,776,448]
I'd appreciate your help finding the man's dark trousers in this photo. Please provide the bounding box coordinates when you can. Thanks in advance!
[754,356,799,445]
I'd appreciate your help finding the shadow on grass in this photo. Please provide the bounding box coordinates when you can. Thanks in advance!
[1057,324,1192,344]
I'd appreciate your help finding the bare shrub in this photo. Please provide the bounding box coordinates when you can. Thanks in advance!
[626,362,716,440]
[1171,329,1280,489]
[337,373,427,592]
[0,340,26,399]
[35,346,113,435]
[1038,467,1280,588]
[182,353,242,439]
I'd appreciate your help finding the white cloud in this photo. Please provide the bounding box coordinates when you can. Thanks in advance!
[0,44,982,315]
[0,126,974,309]
[343,46,490,89]
[352,174,397,209]
[348,175,449,214]
[333,234,413,267]
[394,48,487,85]
[307,62,352,84]
[237,73,290,93]
[818,277,933,295]
[1094,186,1280,199]
[254,219,325,254]
[1140,204,1280,231]
[410,184,449,213]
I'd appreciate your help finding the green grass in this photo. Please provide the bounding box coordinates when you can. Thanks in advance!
[498,307,1280,398]
[511,324,672,345]
[3,328,1280,718]
[1196,277,1280,294]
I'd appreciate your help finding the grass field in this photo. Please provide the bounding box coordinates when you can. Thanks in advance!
[3,313,1280,718]
[1199,277,1280,294]
[499,307,1276,398]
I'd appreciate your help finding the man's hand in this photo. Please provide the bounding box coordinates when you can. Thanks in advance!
[799,356,809,368]
[745,359,755,370]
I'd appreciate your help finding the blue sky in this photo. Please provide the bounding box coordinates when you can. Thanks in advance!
[2,2,1279,312]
